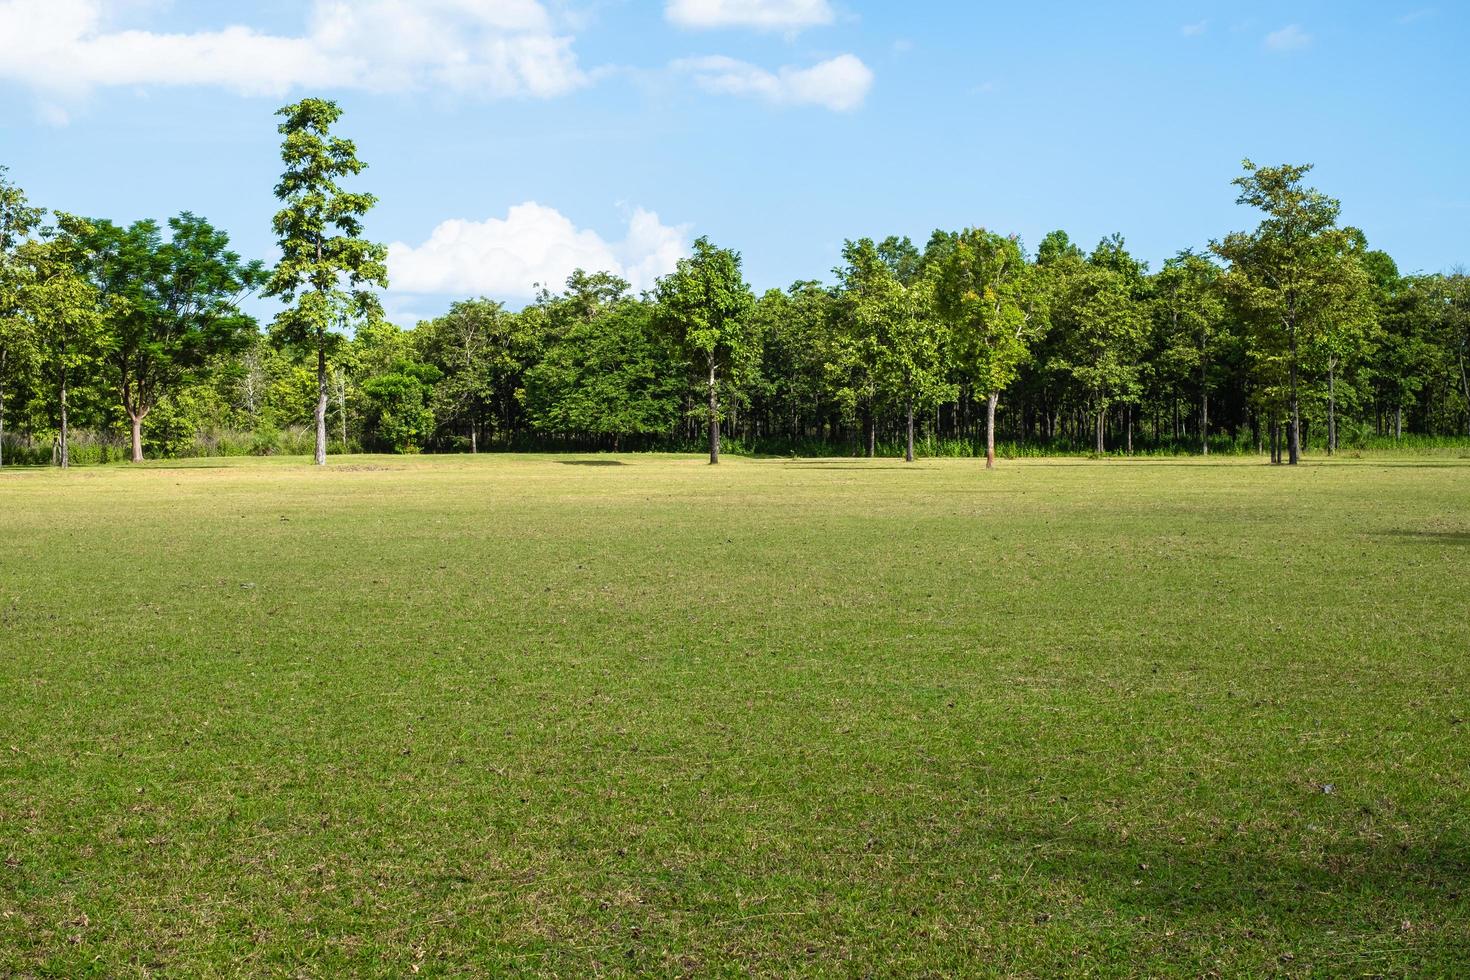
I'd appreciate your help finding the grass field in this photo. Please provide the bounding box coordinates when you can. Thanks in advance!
[2,453,1468,976]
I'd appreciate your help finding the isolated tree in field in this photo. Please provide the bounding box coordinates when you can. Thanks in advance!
[264,98,388,466]
[18,215,105,468]
[82,214,264,462]
[1152,250,1226,454]
[0,168,44,467]
[655,237,755,464]
[1213,161,1372,465]
[935,229,1045,468]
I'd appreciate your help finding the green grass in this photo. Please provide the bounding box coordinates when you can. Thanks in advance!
[2,454,1468,976]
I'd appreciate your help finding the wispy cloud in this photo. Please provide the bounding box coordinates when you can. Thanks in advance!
[1181,21,1208,37]
[1398,8,1436,24]
[1263,24,1312,52]
[665,0,834,32]
[673,53,873,111]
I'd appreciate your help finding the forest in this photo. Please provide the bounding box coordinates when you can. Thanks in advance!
[2,99,1468,470]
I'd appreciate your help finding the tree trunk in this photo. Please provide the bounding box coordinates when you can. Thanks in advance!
[707,358,720,465]
[130,413,145,463]
[1459,351,1470,436]
[985,391,998,470]
[1288,335,1301,465]
[1201,391,1210,456]
[905,393,915,463]
[337,372,348,453]
[470,423,478,454]
[58,371,70,470]
[865,402,875,458]
[1327,362,1337,456]
[315,347,328,466]
[1095,404,1105,454]
[0,377,5,468]
[1394,405,1402,440]
[1125,404,1134,455]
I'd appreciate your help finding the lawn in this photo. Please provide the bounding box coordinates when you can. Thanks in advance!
[2,453,1468,976]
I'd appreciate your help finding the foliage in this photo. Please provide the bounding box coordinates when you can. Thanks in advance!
[263,98,388,465]
[81,213,265,460]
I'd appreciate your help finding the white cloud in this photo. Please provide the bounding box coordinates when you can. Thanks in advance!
[665,0,834,31]
[0,0,587,110]
[1263,24,1312,52]
[387,203,690,298]
[674,53,872,111]
[1181,20,1207,37]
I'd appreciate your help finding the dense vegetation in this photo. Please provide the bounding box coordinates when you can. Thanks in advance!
[2,101,1467,468]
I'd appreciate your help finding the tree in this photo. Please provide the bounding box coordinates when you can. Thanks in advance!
[747,281,838,444]
[82,214,265,462]
[1439,274,1470,435]
[1152,250,1226,454]
[0,168,45,467]
[655,237,755,464]
[414,299,499,452]
[18,215,105,468]
[523,297,681,448]
[836,238,951,462]
[1047,259,1147,453]
[1213,160,1373,465]
[935,229,1046,468]
[360,360,441,453]
[264,98,388,466]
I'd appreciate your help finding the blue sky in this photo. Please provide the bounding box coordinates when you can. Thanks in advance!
[1,0,1466,323]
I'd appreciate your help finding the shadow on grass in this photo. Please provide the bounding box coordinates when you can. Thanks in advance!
[1376,529,1470,544]
[779,463,924,470]
[986,817,1470,933]
[558,460,627,466]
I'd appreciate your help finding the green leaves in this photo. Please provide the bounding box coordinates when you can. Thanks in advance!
[934,228,1044,398]
[655,236,755,369]
[265,98,388,354]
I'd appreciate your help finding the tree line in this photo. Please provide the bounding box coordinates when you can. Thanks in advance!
[2,100,1468,469]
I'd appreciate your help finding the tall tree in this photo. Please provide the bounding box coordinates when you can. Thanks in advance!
[1047,259,1147,453]
[1152,250,1226,454]
[1213,160,1372,465]
[414,298,504,452]
[0,168,45,467]
[83,214,265,462]
[264,98,388,466]
[748,281,837,443]
[18,215,105,468]
[1441,274,1470,435]
[655,237,755,464]
[935,229,1046,468]
[837,238,951,462]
